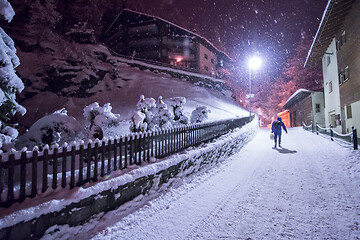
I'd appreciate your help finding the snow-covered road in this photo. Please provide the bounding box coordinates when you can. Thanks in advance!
[46,127,360,239]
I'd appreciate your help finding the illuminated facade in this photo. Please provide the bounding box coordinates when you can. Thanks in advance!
[103,9,233,78]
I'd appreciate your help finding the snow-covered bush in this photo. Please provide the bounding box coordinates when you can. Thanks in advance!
[191,105,211,123]
[168,97,189,125]
[16,109,81,149]
[0,0,26,152]
[27,0,61,43]
[83,102,121,139]
[66,21,96,44]
[131,95,158,132]
[157,96,173,128]
[130,111,147,132]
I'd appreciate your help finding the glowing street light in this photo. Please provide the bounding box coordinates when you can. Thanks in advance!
[248,56,262,70]
[247,56,262,118]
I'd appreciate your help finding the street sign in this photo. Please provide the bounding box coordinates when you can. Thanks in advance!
[246,94,254,99]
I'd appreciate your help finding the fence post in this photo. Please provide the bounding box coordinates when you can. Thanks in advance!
[330,124,334,141]
[311,121,314,133]
[70,145,76,189]
[52,147,58,189]
[353,126,358,150]
[8,153,14,202]
[20,151,27,202]
[316,122,319,135]
[42,148,49,193]
[62,145,67,188]
[31,149,38,197]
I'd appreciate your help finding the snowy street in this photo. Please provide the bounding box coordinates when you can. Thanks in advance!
[54,127,360,240]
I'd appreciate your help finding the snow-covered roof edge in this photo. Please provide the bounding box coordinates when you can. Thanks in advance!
[304,0,333,67]
[104,8,233,62]
[283,88,311,108]
[304,0,356,67]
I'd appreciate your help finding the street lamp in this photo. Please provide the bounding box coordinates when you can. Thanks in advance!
[247,56,262,118]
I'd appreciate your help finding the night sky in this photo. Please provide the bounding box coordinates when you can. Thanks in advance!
[126,0,328,79]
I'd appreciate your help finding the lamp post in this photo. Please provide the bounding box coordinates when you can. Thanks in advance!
[248,56,262,118]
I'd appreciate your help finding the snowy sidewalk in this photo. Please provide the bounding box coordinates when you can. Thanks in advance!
[46,127,360,239]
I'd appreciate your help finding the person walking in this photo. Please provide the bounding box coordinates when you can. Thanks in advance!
[271,117,287,148]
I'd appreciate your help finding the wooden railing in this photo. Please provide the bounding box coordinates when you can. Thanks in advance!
[0,116,253,208]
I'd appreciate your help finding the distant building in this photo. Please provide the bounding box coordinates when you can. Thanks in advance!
[305,0,359,133]
[103,9,234,79]
[277,110,290,128]
[283,89,325,127]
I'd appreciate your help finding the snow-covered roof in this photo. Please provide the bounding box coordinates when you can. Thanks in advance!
[283,89,312,109]
[104,8,233,62]
[304,0,356,67]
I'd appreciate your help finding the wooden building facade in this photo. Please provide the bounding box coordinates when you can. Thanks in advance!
[283,89,325,127]
[103,9,233,79]
[305,0,360,133]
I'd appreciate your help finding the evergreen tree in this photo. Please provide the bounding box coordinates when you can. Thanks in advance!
[0,0,26,151]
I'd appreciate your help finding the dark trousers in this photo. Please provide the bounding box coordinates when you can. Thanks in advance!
[274,133,281,147]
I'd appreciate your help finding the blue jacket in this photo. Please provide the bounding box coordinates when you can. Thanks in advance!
[271,117,287,135]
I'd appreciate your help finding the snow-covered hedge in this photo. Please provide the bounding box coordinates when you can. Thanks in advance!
[83,102,121,139]
[16,109,81,149]
[130,95,211,132]
[168,97,189,124]
[191,105,211,123]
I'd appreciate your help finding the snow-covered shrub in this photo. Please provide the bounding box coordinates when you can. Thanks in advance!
[131,95,158,132]
[0,1,26,152]
[157,96,173,128]
[168,97,189,124]
[16,109,81,149]
[66,21,96,44]
[137,95,156,112]
[130,111,147,132]
[27,0,61,42]
[191,105,211,123]
[83,102,121,139]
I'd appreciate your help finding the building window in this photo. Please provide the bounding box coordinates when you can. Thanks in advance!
[341,31,346,46]
[204,54,208,60]
[327,56,331,66]
[346,105,352,119]
[204,66,209,71]
[339,72,344,85]
[330,113,336,126]
[329,81,333,93]
[337,31,346,51]
[211,58,215,64]
[344,66,350,82]
[315,104,321,113]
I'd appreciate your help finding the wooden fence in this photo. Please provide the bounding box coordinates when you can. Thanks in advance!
[0,116,253,208]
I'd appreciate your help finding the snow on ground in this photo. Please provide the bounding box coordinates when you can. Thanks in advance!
[0,117,257,230]
[41,127,360,240]
[19,50,247,136]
